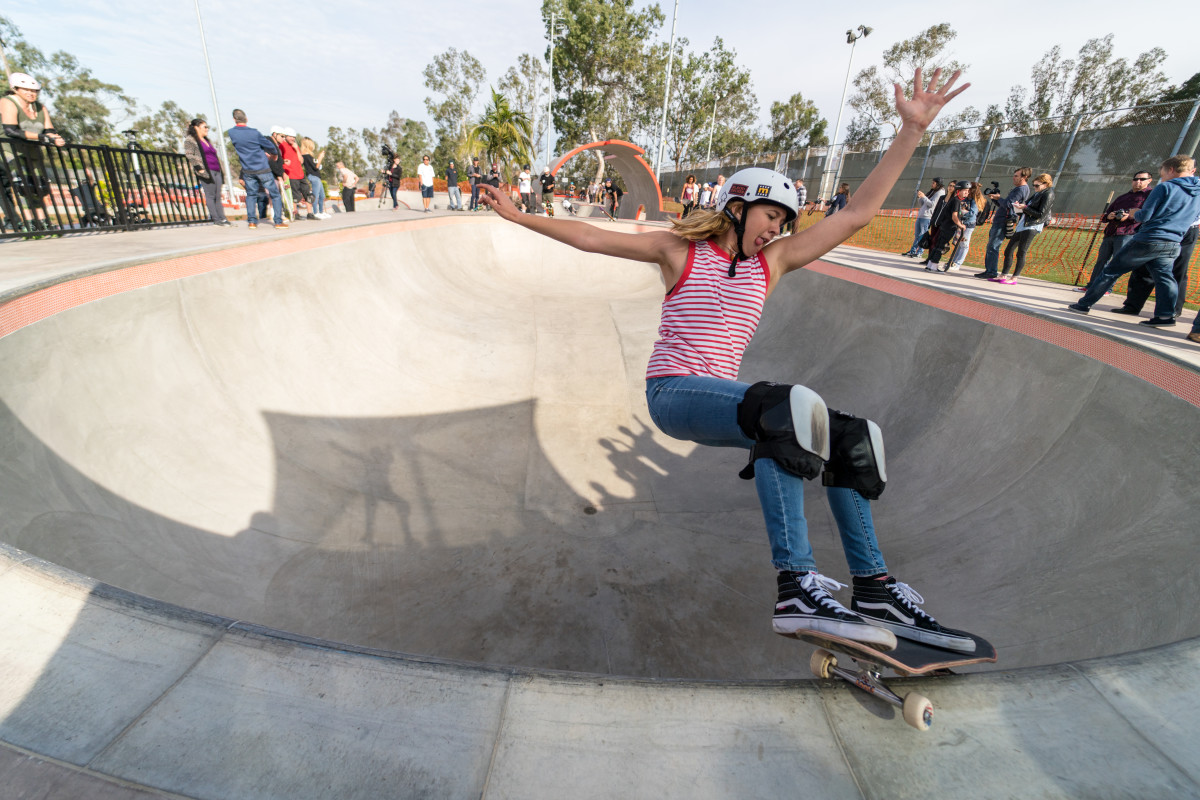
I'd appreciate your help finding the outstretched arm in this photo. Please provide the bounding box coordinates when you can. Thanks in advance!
[767,69,969,276]
[478,183,689,285]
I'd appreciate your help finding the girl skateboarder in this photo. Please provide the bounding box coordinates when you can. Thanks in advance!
[478,70,976,653]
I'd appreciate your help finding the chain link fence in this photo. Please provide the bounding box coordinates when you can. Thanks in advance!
[659,98,1200,216]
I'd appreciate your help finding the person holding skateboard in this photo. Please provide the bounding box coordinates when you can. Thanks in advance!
[478,69,975,654]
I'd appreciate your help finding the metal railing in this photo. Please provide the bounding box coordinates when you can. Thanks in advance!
[1,137,213,239]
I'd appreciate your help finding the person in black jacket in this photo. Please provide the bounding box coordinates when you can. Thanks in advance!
[467,157,484,210]
[993,173,1054,284]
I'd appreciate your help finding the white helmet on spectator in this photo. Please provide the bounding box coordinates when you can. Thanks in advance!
[9,73,41,91]
[715,167,799,224]
[282,127,297,137]
[269,125,283,135]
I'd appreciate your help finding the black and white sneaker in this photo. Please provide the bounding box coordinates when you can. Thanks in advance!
[851,576,976,653]
[774,571,897,649]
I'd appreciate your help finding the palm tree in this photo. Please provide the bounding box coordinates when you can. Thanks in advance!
[466,88,534,179]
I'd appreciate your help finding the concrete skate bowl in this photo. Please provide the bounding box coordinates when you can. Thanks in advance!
[1,216,1198,798]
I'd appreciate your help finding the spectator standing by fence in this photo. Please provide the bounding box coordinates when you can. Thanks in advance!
[1115,211,1199,319]
[387,156,403,210]
[301,138,329,218]
[335,161,358,212]
[680,175,698,218]
[226,109,284,229]
[418,155,435,212]
[902,177,943,257]
[925,181,974,271]
[975,168,1031,279]
[945,182,985,271]
[280,129,315,220]
[446,160,462,210]
[518,164,533,213]
[1068,156,1200,326]
[1079,172,1152,295]
[468,157,484,210]
[2,73,65,232]
[993,173,1055,285]
[182,119,230,227]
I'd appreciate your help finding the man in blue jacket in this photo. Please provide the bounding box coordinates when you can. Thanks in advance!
[226,109,285,229]
[1068,155,1200,326]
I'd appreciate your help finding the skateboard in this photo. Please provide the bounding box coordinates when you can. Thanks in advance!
[787,629,997,731]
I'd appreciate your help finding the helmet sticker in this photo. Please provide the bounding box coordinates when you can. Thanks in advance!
[728,183,748,196]
[755,184,771,197]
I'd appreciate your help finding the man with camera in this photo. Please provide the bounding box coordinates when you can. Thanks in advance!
[973,168,1032,279]
[1077,171,1152,295]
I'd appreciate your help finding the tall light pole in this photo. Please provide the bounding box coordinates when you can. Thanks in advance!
[545,11,566,168]
[824,24,871,199]
[194,0,232,202]
[654,0,680,182]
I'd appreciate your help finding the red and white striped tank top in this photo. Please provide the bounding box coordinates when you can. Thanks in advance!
[645,240,771,380]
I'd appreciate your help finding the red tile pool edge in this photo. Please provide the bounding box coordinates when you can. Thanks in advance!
[807,260,1200,409]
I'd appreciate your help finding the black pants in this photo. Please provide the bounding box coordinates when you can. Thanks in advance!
[1122,225,1197,316]
[341,186,356,212]
[927,225,958,264]
[1002,229,1039,277]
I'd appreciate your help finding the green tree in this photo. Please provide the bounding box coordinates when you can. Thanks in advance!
[655,36,760,170]
[466,88,534,179]
[322,126,366,182]
[498,53,550,165]
[769,90,826,152]
[131,100,196,151]
[423,47,486,165]
[1006,34,1168,134]
[544,0,664,149]
[379,111,432,172]
[847,24,973,143]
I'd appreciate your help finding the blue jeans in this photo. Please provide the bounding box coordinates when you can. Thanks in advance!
[1085,235,1131,292]
[948,226,975,266]
[982,221,1006,276]
[307,175,325,215]
[243,171,282,225]
[1077,239,1181,318]
[645,375,888,576]
[906,217,931,256]
[447,186,462,210]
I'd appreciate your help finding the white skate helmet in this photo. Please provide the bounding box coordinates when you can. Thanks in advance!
[9,73,41,91]
[715,167,799,224]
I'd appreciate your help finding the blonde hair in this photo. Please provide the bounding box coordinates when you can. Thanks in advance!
[1162,155,1195,173]
[969,182,985,211]
[669,203,737,241]
[1033,173,1053,188]
[300,138,316,156]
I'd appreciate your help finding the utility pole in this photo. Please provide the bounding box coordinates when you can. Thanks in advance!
[654,0,680,183]
[194,0,233,202]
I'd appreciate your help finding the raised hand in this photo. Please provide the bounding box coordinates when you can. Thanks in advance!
[893,68,969,130]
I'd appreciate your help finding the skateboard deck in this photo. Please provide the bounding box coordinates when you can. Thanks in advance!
[786,629,997,731]
[790,629,996,676]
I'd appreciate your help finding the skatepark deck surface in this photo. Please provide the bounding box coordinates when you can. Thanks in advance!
[1,208,1198,798]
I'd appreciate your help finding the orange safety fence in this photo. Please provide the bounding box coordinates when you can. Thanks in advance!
[792,209,1200,307]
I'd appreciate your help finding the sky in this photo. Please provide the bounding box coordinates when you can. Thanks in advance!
[5,0,1200,167]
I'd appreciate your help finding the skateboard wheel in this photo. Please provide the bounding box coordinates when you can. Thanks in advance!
[902,692,933,731]
[810,648,837,679]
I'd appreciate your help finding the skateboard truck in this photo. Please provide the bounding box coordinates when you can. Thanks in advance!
[810,648,935,731]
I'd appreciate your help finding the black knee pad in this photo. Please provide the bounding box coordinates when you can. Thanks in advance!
[736,381,829,481]
[821,410,887,500]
